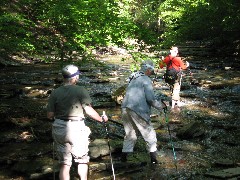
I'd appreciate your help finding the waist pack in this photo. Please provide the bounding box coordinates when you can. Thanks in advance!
[164,68,179,85]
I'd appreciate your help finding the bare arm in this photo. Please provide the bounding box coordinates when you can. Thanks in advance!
[84,105,108,122]
[178,58,188,70]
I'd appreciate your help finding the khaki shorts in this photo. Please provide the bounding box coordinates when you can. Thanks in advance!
[52,119,91,166]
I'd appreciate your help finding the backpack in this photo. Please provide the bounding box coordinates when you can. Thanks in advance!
[164,56,179,85]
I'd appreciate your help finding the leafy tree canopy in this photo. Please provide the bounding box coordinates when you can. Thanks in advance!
[159,0,240,48]
[0,0,239,61]
[0,0,137,60]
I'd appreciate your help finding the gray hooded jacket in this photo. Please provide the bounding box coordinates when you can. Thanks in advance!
[121,71,163,122]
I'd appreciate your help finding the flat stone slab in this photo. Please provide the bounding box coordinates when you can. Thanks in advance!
[205,167,240,179]
[215,159,235,167]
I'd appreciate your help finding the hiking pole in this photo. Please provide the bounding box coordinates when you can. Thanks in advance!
[52,142,56,180]
[102,111,116,180]
[161,100,178,171]
[179,70,183,87]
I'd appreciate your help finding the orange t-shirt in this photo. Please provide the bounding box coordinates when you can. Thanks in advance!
[159,55,187,71]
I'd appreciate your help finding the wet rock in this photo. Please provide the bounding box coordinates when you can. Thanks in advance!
[26,89,49,98]
[29,165,53,179]
[180,83,191,91]
[176,121,206,139]
[232,85,240,93]
[178,44,213,56]
[208,80,239,90]
[212,121,239,130]
[215,158,235,167]
[108,77,121,82]
[0,57,21,67]
[91,91,112,98]
[173,141,204,152]
[20,80,42,85]
[90,79,110,83]
[92,101,116,108]
[42,80,55,86]
[12,158,53,178]
[180,92,198,98]
[223,136,240,146]
[205,167,240,179]
[89,139,112,159]
[89,161,145,173]
[91,91,117,108]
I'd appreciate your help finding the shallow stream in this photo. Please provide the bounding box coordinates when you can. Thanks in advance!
[0,54,239,179]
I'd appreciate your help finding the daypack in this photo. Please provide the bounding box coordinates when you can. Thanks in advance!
[164,56,179,85]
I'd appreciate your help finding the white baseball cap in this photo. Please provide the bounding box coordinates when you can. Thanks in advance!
[62,65,81,78]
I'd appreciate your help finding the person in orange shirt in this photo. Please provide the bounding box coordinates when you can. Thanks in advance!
[159,47,189,108]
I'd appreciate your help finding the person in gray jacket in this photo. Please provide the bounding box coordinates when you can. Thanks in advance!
[121,60,166,164]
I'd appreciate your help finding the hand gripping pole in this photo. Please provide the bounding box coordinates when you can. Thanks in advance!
[102,111,116,180]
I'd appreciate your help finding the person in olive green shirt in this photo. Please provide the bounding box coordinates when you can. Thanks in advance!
[47,64,108,180]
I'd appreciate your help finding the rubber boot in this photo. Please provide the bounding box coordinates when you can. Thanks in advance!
[150,151,158,164]
[121,152,128,162]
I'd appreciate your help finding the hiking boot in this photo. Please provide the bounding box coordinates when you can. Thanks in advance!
[150,151,158,164]
[120,152,128,162]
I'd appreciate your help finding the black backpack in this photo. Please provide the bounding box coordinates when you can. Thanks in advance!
[164,56,179,85]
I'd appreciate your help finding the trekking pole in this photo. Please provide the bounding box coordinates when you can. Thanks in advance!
[52,142,56,180]
[153,69,158,83]
[161,100,178,171]
[102,111,116,180]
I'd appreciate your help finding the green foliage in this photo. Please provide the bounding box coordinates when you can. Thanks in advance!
[158,0,240,47]
[0,8,35,57]
[0,0,138,60]
[0,0,239,61]
[37,0,137,60]
[130,52,149,71]
[121,52,159,72]
[130,0,161,47]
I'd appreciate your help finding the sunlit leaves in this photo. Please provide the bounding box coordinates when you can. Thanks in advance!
[1,0,137,60]
[0,12,35,55]
[1,0,239,59]
[158,0,239,47]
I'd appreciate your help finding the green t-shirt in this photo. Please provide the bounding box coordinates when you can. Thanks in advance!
[47,85,92,120]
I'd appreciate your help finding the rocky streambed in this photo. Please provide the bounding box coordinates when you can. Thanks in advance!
[0,54,240,180]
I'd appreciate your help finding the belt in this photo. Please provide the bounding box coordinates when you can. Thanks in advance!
[56,118,84,122]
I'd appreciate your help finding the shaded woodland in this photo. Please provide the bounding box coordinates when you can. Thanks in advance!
[0,0,240,179]
[1,0,240,62]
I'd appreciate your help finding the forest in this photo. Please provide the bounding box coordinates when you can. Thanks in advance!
[1,0,240,179]
[1,0,240,61]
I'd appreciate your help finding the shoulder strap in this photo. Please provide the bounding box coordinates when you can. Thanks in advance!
[167,55,177,69]
[167,55,174,69]
[128,72,145,83]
